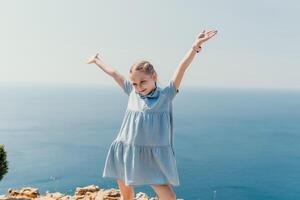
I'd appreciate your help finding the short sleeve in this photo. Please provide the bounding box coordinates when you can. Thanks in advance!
[163,80,179,100]
[122,79,133,95]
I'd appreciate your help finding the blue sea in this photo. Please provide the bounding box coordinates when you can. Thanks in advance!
[0,85,300,200]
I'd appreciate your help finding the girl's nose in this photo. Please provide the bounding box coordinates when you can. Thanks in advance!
[137,85,144,90]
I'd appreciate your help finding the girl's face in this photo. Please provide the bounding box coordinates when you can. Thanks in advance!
[130,71,157,95]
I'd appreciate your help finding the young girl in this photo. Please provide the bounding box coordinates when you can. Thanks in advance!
[86,30,217,200]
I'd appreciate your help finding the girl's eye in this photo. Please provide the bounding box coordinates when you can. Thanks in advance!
[133,81,146,86]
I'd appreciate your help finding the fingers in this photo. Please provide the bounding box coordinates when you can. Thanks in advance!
[86,52,100,64]
[208,31,217,39]
[86,57,94,64]
[202,30,217,40]
[206,30,216,34]
[207,30,218,37]
[200,30,217,35]
[92,52,100,61]
[198,30,206,38]
[198,29,217,39]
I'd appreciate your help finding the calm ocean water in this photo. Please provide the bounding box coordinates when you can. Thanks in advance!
[0,85,300,200]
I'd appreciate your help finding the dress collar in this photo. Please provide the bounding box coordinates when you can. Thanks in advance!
[136,82,160,99]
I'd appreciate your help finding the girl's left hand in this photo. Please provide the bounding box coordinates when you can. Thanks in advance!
[86,52,100,64]
[192,30,218,52]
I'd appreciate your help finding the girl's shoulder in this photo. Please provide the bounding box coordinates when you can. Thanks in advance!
[160,80,179,101]
[122,79,133,96]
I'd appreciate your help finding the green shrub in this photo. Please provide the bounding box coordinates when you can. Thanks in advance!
[0,144,8,181]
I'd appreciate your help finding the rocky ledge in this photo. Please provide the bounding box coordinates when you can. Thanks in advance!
[0,184,170,200]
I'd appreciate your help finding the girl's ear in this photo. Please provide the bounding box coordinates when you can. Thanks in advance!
[152,72,157,81]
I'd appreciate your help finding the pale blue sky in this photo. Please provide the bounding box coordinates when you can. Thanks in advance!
[0,0,299,89]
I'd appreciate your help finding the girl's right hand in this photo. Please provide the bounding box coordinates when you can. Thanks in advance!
[86,52,100,64]
[192,30,217,51]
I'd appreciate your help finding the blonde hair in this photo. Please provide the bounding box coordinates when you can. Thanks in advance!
[130,60,160,86]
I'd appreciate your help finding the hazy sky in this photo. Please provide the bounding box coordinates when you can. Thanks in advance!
[0,0,299,89]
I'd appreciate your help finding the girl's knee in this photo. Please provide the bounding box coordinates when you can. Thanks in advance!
[170,194,177,200]
[156,193,176,200]
[150,184,176,200]
[164,193,176,200]
[119,190,135,200]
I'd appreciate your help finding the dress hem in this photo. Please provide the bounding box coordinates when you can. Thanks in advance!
[102,174,180,187]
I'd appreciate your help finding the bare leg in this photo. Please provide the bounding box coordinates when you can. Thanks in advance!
[117,179,135,200]
[150,184,176,200]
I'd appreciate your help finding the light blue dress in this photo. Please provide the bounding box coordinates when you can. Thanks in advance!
[102,79,180,186]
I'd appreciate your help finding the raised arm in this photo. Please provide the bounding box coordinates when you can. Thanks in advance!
[86,52,126,89]
[171,30,218,90]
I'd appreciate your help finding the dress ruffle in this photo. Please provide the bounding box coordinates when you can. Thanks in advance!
[102,139,180,186]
